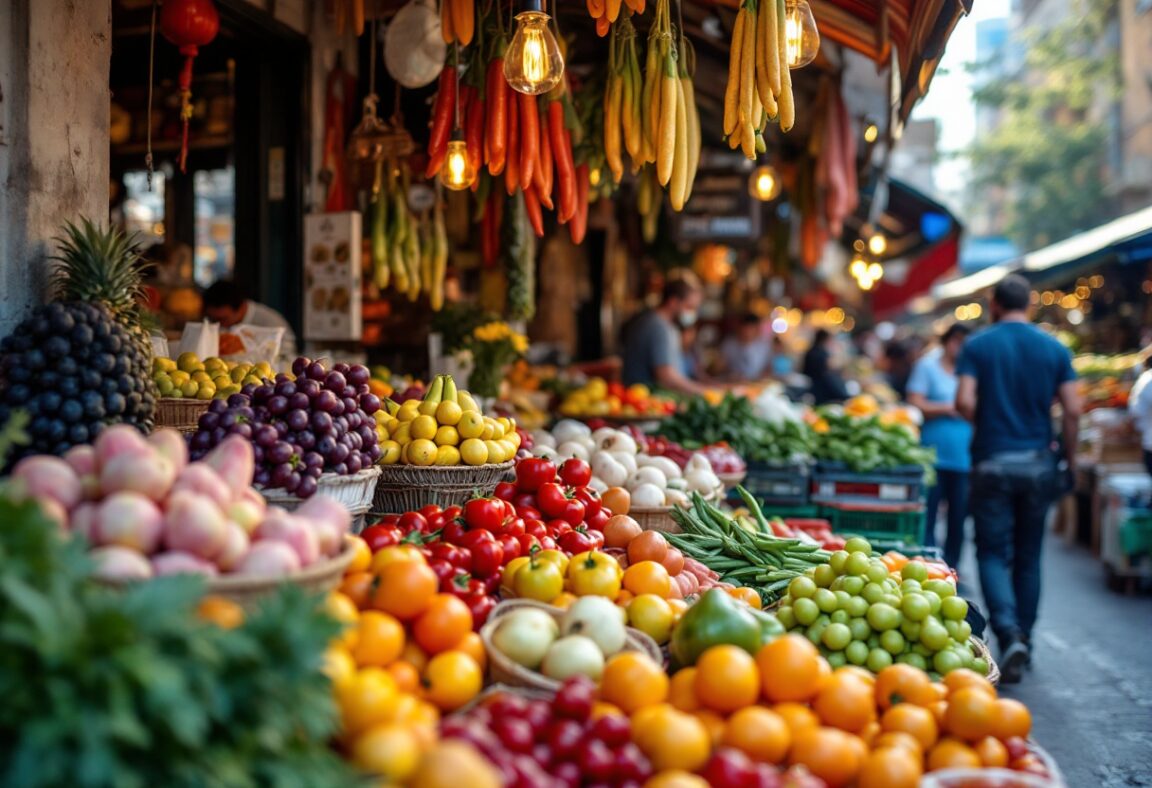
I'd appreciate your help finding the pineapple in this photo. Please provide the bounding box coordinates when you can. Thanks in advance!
[51,220,150,342]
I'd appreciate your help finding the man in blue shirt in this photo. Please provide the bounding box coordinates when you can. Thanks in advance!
[955,275,1080,682]
[621,276,710,396]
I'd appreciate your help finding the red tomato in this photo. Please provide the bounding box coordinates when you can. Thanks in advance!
[516,505,543,523]
[481,574,502,595]
[558,498,587,526]
[536,483,570,519]
[397,511,429,534]
[574,487,602,518]
[471,540,505,578]
[516,457,558,492]
[463,497,505,531]
[465,593,496,628]
[513,493,539,512]
[538,535,558,551]
[418,504,443,519]
[494,481,518,501]
[559,458,593,488]
[360,524,403,552]
[525,519,548,540]
[517,533,541,554]
[429,558,456,587]
[430,542,471,570]
[460,530,496,551]
[502,517,526,537]
[585,507,610,531]
[558,528,595,554]
[586,529,605,550]
[442,505,462,521]
[441,519,469,546]
[498,534,523,562]
[548,519,573,537]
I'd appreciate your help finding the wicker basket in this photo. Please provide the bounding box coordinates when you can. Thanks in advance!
[480,599,663,693]
[630,505,682,534]
[260,467,381,514]
[970,636,1001,686]
[921,740,1066,786]
[98,535,358,608]
[371,461,513,514]
[154,397,211,434]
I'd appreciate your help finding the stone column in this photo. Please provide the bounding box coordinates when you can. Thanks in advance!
[0,0,111,336]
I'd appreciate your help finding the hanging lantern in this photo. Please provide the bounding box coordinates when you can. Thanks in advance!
[159,0,220,172]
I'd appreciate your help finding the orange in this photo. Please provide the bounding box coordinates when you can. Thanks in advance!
[725,586,763,609]
[723,706,792,762]
[857,746,923,788]
[974,735,1010,767]
[602,487,631,517]
[693,709,727,747]
[859,719,882,746]
[409,740,501,788]
[623,560,672,597]
[641,771,708,788]
[551,591,578,609]
[942,668,997,698]
[942,687,996,741]
[347,534,372,573]
[694,645,760,713]
[196,595,245,629]
[400,640,430,672]
[927,737,982,771]
[774,702,820,736]
[873,731,925,757]
[881,702,939,751]
[757,634,825,703]
[600,652,669,714]
[325,591,361,650]
[668,668,701,712]
[874,664,936,710]
[422,651,483,712]
[412,594,473,654]
[788,726,865,787]
[371,559,438,620]
[349,723,419,780]
[370,544,426,571]
[627,530,669,565]
[812,672,875,733]
[615,589,635,606]
[454,631,487,672]
[350,610,405,667]
[336,667,399,736]
[339,571,376,609]
[928,700,949,726]
[631,704,711,772]
[989,697,1032,740]
[387,660,421,694]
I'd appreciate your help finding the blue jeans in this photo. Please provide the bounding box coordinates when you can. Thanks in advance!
[924,468,969,569]
[970,454,1057,646]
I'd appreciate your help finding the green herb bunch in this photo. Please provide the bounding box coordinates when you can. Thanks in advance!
[657,394,814,465]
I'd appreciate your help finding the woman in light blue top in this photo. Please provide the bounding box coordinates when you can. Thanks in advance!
[906,323,973,568]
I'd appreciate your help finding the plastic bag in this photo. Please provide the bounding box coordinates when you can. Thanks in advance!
[220,325,285,367]
[150,334,171,360]
[176,321,219,359]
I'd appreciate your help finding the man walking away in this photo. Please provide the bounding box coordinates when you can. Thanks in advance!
[955,275,1080,683]
[1127,354,1152,478]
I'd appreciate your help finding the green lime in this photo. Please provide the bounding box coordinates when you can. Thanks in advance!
[822,622,853,651]
[828,550,849,575]
[848,617,872,642]
[924,579,956,598]
[842,576,865,595]
[901,561,929,583]
[882,594,903,609]
[844,537,873,556]
[933,649,964,674]
[830,576,846,592]
[922,591,942,615]
[834,590,853,609]
[846,640,870,665]
[814,588,839,613]
[867,648,894,672]
[901,594,931,622]
[813,564,837,588]
[880,629,906,655]
[789,576,818,599]
[777,605,797,629]
[898,652,929,671]
[845,596,870,618]
[919,621,950,651]
[868,634,882,650]
[806,619,829,646]
[900,620,922,642]
[941,596,969,622]
[830,609,850,625]
[866,602,902,631]
[970,657,990,676]
[826,650,848,668]
[866,561,890,584]
[900,579,923,595]
[862,582,886,604]
[912,642,933,658]
[844,552,871,577]
[793,597,820,626]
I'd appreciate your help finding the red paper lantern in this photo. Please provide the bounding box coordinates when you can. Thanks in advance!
[159,0,220,172]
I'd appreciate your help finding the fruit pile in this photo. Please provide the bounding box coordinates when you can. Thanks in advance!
[7,427,351,580]
[152,353,275,400]
[377,374,521,466]
[189,357,383,498]
[557,379,677,419]
[776,537,986,677]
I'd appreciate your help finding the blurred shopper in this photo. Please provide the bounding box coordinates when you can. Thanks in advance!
[802,329,849,404]
[771,335,794,376]
[956,274,1080,682]
[622,275,710,396]
[1128,354,1152,477]
[720,313,773,381]
[884,339,914,400]
[203,280,297,359]
[907,323,973,569]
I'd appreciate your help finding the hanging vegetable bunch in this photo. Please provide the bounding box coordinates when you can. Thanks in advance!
[724,0,796,158]
[586,0,647,36]
[441,0,475,44]
[369,162,449,310]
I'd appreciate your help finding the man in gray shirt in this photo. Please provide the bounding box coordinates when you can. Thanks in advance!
[621,276,710,396]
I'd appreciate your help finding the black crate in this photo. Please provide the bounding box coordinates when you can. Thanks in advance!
[738,460,811,506]
[810,463,926,505]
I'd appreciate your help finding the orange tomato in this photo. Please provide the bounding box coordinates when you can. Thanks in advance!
[859,719,882,746]
[321,645,358,690]
[928,699,949,726]
[725,586,763,609]
[387,660,421,694]
[339,571,377,609]
[974,735,1009,767]
[454,631,487,672]
[196,595,245,629]
[641,771,709,788]
[371,559,438,620]
[348,723,419,779]
[694,645,761,713]
[990,697,1032,740]
[773,702,821,736]
[873,731,925,757]
[880,702,939,751]
[857,746,923,788]
[667,598,689,622]
[336,667,399,737]
[623,560,672,597]
[615,589,636,606]
[591,701,625,719]
[400,640,430,672]
[631,704,711,772]
[757,634,825,703]
[602,487,632,517]
[351,610,406,667]
[874,664,936,710]
[661,547,685,576]
[722,706,792,762]
[603,514,642,548]
[942,687,996,741]
[942,668,997,698]
[412,594,473,654]
[551,591,579,609]
[693,709,727,747]
[325,591,361,650]
[347,535,372,573]
[627,530,669,565]
[668,668,701,712]
[789,726,865,787]
[837,665,877,687]
[927,737,982,771]
[813,672,875,733]
[422,651,483,712]
[600,652,669,714]
[370,544,426,572]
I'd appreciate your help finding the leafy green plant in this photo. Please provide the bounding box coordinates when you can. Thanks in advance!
[657,394,814,465]
[811,408,936,481]
[0,495,363,788]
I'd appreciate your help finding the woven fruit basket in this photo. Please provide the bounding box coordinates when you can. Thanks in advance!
[480,599,663,693]
[154,397,211,434]
[371,461,513,515]
[970,635,1001,686]
[630,505,682,534]
[920,739,1065,786]
[258,468,380,532]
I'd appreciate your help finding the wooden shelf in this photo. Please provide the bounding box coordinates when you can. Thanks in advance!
[112,134,233,156]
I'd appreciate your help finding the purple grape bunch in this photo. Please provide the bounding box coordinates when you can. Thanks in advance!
[188,357,383,497]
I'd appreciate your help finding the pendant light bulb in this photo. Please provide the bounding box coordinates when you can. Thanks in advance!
[784,0,820,69]
[749,165,782,201]
[440,136,474,191]
[868,232,887,256]
[504,4,564,95]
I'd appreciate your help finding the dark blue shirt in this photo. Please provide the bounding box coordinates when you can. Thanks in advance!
[956,322,1075,462]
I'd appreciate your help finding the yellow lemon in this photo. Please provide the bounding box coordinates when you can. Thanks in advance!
[386,417,401,436]
[380,440,403,465]
[254,362,273,378]
[627,594,675,644]
[397,400,421,423]
[497,439,517,461]
[489,420,506,440]
[393,422,412,446]
[435,445,461,466]
[156,378,175,397]
[180,380,200,398]
[410,415,438,441]
[349,723,419,779]
[484,440,505,464]
[435,400,463,426]
[154,356,177,372]
[195,382,216,401]
[459,438,489,466]
[508,430,522,449]
[406,439,438,467]
[457,411,485,440]
[176,351,202,373]
[213,375,232,389]
[434,425,460,446]
[191,370,212,384]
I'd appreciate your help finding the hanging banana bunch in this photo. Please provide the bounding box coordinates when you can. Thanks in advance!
[603,14,644,182]
[724,0,796,159]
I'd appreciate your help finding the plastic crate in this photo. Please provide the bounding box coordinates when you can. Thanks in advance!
[759,504,823,520]
[1120,512,1152,556]
[821,501,927,545]
[740,460,811,506]
[810,463,925,505]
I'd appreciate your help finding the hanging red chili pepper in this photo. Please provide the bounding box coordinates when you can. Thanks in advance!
[159,0,220,173]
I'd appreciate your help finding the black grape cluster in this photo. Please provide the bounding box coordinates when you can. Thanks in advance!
[189,357,382,497]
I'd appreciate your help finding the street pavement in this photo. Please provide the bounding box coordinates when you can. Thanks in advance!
[961,533,1152,787]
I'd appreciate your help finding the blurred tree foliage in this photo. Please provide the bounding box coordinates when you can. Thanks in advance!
[967,0,1119,249]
